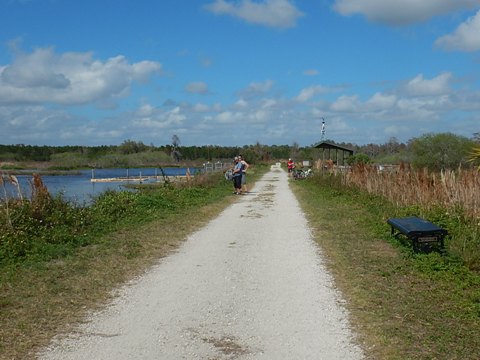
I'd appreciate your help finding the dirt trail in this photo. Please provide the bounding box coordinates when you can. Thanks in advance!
[38,165,364,359]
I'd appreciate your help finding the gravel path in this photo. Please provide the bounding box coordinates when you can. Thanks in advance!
[38,166,364,359]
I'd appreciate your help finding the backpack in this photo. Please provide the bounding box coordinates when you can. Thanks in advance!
[224,169,234,181]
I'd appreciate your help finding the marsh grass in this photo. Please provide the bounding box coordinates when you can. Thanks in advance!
[0,165,267,359]
[343,164,480,218]
[292,174,480,359]
[337,165,480,270]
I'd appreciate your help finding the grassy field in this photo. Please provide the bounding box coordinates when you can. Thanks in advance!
[339,164,480,270]
[0,166,267,360]
[291,174,480,360]
[3,165,479,359]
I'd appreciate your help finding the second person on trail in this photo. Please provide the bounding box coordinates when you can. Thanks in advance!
[287,158,295,176]
[238,155,249,193]
[232,156,243,195]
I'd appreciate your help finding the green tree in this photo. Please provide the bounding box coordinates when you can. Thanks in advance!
[408,132,474,171]
[119,140,147,155]
[346,153,371,166]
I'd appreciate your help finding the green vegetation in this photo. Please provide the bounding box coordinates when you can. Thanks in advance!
[0,141,287,169]
[409,133,475,171]
[2,131,480,172]
[469,144,480,170]
[292,173,480,359]
[0,165,268,359]
[1,130,480,358]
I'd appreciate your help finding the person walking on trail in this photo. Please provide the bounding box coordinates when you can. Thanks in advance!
[287,158,295,176]
[238,154,249,193]
[232,156,243,195]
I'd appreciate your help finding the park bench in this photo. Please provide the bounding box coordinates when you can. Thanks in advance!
[387,216,447,252]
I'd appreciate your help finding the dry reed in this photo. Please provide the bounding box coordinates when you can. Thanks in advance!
[343,164,480,219]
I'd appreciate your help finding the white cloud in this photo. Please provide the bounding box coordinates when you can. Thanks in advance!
[435,10,480,52]
[193,103,210,112]
[216,110,238,123]
[249,109,271,123]
[332,0,480,25]
[136,104,155,117]
[261,98,277,108]
[396,98,438,120]
[185,81,209,94]
[295,85,329,102]
[330,95,360,112]
[205,0,304,29]
[405,72,452,96]
[365,92,397,110]
[233,99,248,109]
[236,80,274,99]
[0,47,161,105]
[133,106,186,129]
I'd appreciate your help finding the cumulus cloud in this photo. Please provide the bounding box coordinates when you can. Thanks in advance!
[204,0,304,29]
[216,110,240,123]
[330,95,360,112]
[332,0,480,25]
[233,99,248,109]
[193,103,210,112]
[236,80,274,100]
[0,47,161,105]
[185,81,210,94]
[365,92,397,110]
[435,10,480,52]
[295,85,329,103]
[133,106,186,129]
[405,72,452,96]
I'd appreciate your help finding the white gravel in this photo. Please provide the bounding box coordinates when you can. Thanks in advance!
[38,166,364,360]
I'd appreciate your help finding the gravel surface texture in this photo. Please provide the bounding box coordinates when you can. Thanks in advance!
[38,165,364,359]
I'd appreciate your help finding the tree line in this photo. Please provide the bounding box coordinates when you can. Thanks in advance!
[1,132,480,171]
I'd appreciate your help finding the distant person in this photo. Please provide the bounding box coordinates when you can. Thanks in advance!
[287,158,295,175]
[232,156,243,195]
[238,155,249,193]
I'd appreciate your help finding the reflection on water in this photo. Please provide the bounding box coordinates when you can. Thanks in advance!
[1,167,198,205]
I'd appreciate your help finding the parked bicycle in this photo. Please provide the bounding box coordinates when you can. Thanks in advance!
[292,168,313,180]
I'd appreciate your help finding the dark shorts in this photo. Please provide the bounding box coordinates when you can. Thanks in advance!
[233,175,242,189]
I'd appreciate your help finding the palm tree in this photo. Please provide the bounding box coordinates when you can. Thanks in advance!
[469,145,480,170]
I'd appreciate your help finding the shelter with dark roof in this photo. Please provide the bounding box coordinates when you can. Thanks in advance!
[313,141,354,166]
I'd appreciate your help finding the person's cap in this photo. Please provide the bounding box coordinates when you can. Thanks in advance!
[289,158,291,160]
[234,156,239,160]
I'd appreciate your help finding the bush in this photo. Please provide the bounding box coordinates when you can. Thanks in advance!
[0,171,230,264]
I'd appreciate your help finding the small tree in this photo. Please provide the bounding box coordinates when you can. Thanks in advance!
[408,132,474,171]
[171,134,181,162]
[346,153,371,166]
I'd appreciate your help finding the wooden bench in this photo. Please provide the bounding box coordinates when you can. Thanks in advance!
[387,216,447,251]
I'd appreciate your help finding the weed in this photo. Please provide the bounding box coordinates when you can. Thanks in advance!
[292,173,480,359]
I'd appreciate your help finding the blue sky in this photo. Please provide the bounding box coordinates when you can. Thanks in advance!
[1,0,480,147]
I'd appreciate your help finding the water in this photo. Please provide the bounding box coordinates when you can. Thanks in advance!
[1,167,199,205]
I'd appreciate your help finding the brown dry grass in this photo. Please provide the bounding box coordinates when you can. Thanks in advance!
[0,194,237,360]
[342,164,480,219]
[292,179,480,360]
[1,166,268,360]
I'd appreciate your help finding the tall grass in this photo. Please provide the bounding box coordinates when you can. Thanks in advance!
[343,164,480,218]
[326,164,480,270]
[293,173,480,360]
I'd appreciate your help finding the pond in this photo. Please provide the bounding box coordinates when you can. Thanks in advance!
[1,167,200,205]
